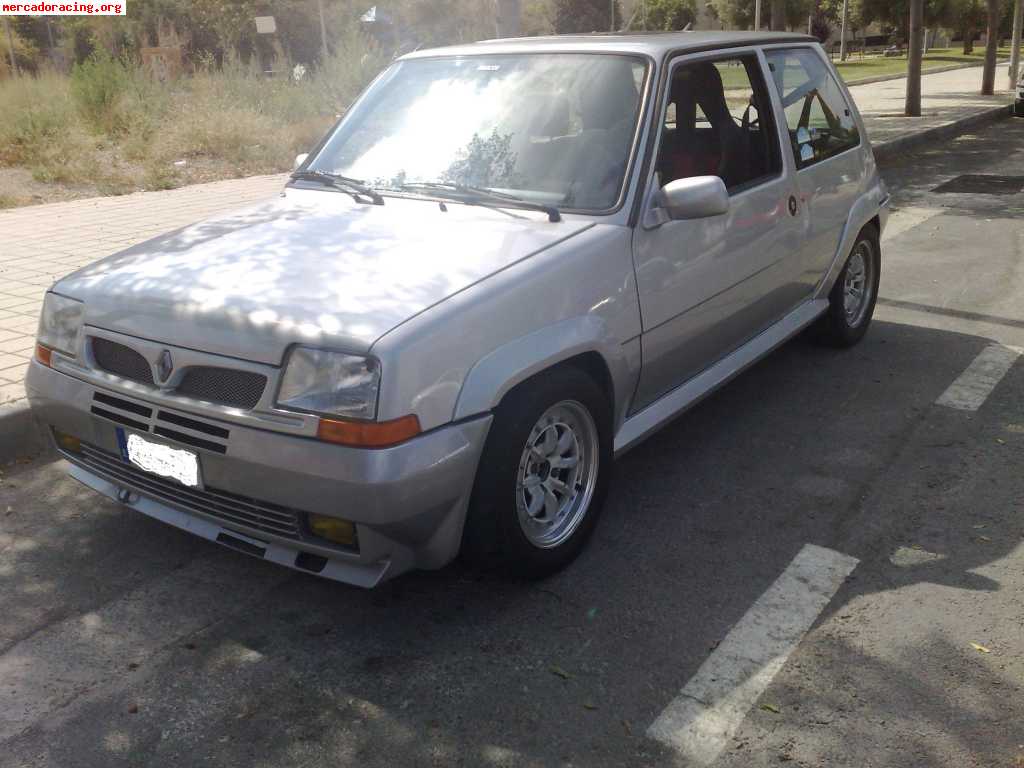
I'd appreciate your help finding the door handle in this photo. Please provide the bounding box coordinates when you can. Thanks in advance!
[787,196,799,216]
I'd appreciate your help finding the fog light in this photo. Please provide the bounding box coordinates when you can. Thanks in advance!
[53,428,81,454]
[308,514,358,548]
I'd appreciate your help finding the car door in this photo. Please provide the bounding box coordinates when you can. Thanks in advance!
[630,49,808,412]
[762,46,866,287]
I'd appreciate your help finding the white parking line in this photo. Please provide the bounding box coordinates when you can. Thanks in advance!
[647,544,859,766]
[936,344,1022,411]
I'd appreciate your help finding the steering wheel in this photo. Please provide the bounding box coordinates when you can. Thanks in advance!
[740,99,760,130]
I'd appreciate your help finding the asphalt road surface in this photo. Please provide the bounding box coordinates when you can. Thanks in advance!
[3,120,1024,768]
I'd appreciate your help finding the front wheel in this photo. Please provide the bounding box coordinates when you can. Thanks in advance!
[816,224,881,347]
[462,366,612,578]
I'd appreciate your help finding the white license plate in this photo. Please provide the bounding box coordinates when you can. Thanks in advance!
[125,432,201,488]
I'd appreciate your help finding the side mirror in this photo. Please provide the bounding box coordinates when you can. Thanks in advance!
[293,153,309,171]
[659,176,729,220]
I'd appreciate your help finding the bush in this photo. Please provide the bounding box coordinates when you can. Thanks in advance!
[69,48,129,133]
[0,72,72,165]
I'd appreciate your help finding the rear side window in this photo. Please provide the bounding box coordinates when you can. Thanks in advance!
[764,48,860,168]
[655,56,781,194]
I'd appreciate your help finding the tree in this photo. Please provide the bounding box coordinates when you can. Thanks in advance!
[980,0,1001,93]
[496,0,522,35]
[522,0,557,34]
[955,0,985,52]
[553,0,622,32]
[906,0,923,115]
[708,0,758,28]
[1009,0,1022,89]
[708,0,808,29]
[643,0,698,29]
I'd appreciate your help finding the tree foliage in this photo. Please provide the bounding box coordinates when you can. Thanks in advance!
[553,0,623,32]
[707,0,807,29]
[855,0,1000,37]
[642,0,699,29]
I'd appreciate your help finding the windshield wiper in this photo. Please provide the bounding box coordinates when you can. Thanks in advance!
[400,182,561,222]
[291,170,384,206]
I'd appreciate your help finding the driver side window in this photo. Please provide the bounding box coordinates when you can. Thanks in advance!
[654,55,781,194]
[765,48,860,168]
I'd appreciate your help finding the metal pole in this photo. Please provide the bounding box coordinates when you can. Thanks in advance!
[840,0,849,60]
[611,0,615,31]
[1009,0,1023,90]
[754,0,762,30]
[3,18,19,77]
[316,0,329,60]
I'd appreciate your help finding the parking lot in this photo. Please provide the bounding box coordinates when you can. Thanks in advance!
[2,120,1023,767]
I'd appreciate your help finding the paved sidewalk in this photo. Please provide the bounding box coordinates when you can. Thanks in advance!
[846,63,1014,146]
[0,64,1014,410]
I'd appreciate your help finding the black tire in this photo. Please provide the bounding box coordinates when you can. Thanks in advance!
[815,223,881,347]
[461,365,613,578]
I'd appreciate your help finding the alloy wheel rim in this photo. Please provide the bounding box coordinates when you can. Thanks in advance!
[843,241,874,328]
[515,400,599,549]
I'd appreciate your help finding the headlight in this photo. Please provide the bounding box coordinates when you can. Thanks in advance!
[277,347,380,420]
[37,292,83,357]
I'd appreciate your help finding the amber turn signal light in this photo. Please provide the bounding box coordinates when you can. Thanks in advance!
[35,343,53,367]
[316,413,421,448]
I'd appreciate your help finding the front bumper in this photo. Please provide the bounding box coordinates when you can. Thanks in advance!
[27,359,492,587]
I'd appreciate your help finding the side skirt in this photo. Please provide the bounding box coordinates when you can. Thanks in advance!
[613,299,829,456]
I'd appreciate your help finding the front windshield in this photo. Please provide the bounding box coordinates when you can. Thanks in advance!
[308,53,648,212]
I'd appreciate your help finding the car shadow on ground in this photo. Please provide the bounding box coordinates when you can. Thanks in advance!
[3,312,1023,767]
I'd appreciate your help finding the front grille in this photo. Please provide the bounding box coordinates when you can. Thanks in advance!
[68,442,303,540]
[89,391,230,454]
[176,367,267,409]
[92,337,154,385]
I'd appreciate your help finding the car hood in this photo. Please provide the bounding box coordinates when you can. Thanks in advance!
[56,189,593,365]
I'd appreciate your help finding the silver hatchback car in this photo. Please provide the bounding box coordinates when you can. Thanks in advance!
[28,32,889,587]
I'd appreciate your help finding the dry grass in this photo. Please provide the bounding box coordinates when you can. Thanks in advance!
[0,34,383,206]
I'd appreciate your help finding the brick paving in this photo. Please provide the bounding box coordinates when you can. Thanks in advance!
[0,63,1013,407]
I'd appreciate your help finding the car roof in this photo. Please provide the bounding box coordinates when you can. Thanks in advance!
[399,31,818,61]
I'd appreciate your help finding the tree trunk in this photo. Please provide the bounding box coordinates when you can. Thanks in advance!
[905,0,924,116]
[840,0,850,60]
[2,18,18,77]
[770,0,786,30]
[963,25,974,54]
[981,0,999,94]
[495,0,522,37]
[1009,0,1023,90]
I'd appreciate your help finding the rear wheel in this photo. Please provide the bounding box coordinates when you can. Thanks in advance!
[816,224,881,347]
[462,366,612,577]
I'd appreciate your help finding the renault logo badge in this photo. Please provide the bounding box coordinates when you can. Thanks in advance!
[157,350,174,383]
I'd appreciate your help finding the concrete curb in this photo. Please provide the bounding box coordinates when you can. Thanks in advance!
[0,399,47,464]
[872,103,1014,164]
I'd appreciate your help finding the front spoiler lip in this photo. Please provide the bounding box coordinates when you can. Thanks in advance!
[66,459,393,588]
